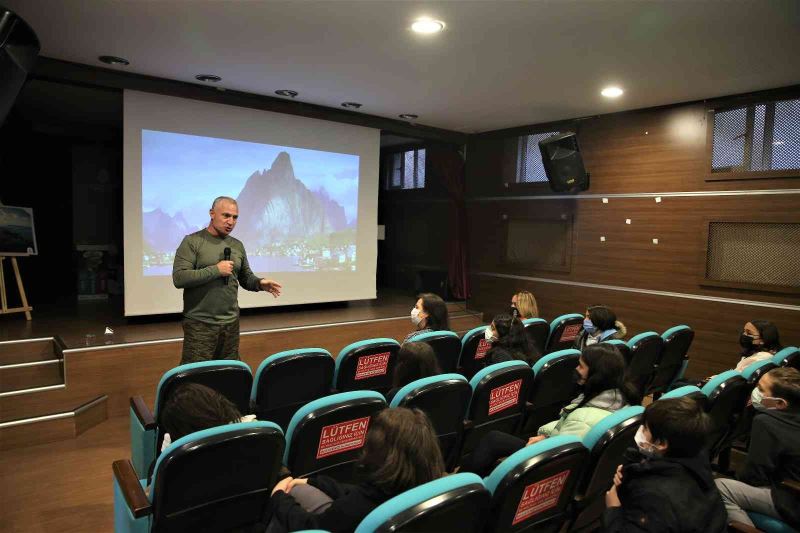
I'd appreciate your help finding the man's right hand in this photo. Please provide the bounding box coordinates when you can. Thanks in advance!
[216,260,234,277]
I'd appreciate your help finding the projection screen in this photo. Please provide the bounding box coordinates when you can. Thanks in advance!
[123,90,379,316]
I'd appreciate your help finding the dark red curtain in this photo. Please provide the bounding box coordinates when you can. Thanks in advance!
[429,145,470,300]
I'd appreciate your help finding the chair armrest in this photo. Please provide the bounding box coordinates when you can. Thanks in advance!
[780,479,800,494]
[130,396,155,429]
[524,401,535,413]
[727,521,762,532]
[113,460,152,518]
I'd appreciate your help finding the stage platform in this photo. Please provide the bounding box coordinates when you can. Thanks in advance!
[0,289,483,450]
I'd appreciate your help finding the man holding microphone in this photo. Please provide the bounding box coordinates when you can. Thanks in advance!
[173,196,282,364]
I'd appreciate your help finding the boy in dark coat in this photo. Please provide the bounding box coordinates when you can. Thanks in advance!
[603,396,727,533]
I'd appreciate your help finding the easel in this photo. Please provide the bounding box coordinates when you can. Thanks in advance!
[0,256,32,320]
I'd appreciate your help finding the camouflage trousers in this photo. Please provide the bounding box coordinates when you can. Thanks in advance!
[180,317,240,365]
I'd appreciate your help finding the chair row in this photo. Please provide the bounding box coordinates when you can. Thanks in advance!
[116,399,654,533]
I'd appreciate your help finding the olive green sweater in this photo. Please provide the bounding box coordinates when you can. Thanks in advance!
[172,229,262,324]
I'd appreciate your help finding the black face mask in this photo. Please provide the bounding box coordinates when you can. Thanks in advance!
[572,370,583,384]
[739,333,755,350]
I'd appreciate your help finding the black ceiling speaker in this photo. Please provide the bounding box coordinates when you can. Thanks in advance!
[538,132,590,193]
[0,7,40,126]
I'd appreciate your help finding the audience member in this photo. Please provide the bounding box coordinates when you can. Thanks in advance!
[483,313,536,365]
[460,343,638,476]
[385,342,442,403]
[403,293,450,343]
[268,407,445,532]
[734,320,782,372]
[574,304,627,350]
[714,367,800,530]
[604,396,727,532]
[510,290,538,319]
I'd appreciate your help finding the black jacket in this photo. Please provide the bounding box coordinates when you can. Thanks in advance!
[603,451,727,533]
[485,345,528,365]
[738,407,800,529]
[269,474,391,533]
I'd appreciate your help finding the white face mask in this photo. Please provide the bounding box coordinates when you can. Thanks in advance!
[484,326,496,342]
[634,425,662,458]
[751,387,783,410]
[411,307,423,326]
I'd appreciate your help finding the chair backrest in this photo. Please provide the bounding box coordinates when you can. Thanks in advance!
[334,338,400,394]
[283,391,387,481]
[414,330,462,373]
[523,318,549,359]
[484,435,589,533]
[154,361,253,450]
[741,359,777,385]
[545,314,584,354]
[462,361,534,455]
[660,385,704,400]
[523,349,581,437]
[649,325,694,394]
[354,473,491,533]
[773,346,799,369]
[625,332,664,396]
[604,339,631,364]
[251,348,335,429]
[458,325,493,379]
[701,370,750,459]
[390,374,472,469]
[150,421,284,532]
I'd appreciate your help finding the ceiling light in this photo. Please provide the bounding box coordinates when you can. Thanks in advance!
[98,55,129,66]
[195,74,221,83]
[601,86,624,98]
[399,114,419,120]
[341,102,362,109]
[773,140,784,146]
[275,90,298,98]
[411,18,445,34]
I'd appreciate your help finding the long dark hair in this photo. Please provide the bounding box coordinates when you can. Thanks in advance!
[419,293,450,331]
[392,342,442,389]
[359,407,445,494]
[160,383,242,441]
[577,343,640,408]
[744,320,782,355]
[490,313,533,363]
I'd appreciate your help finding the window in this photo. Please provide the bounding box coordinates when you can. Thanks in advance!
[711,97,800,174]
[516,131,561,183]
[386,148,426,190]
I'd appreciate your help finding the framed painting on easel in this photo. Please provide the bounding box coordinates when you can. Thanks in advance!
[0,205,36,320]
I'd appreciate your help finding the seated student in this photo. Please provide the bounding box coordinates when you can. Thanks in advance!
[385,342,442,404]
[510,290,538,319]
[574,304,627,350]
[403,292,450,343]
[604,396,727,533]
[734,320,782,372]
[460,343,639,477]
[268,407,445,533]
[483,313,536,365]
[714,367,800,530]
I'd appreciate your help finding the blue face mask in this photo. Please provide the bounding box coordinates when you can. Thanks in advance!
[583,318,596,334]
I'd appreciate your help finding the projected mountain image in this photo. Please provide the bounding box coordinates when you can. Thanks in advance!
[141,130,359,276]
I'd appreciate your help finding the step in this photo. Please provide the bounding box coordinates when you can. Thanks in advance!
[0,359,64,393]
[0,336,65,365]
[0,395,108,451]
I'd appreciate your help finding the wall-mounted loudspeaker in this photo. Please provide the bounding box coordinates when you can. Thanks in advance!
[538,132,589,193]
[0,8,40,126]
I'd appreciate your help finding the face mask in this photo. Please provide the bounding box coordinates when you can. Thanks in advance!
[510,306,518,318]
[411,307,423,326]
[484,327,496,342]
[583,318,597,335]
[634,425,661,458]
[572,369,584,384]
[739,333,755,350]
[751,387,782,410]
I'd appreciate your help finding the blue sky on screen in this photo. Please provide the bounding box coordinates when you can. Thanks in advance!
[142,129,359,224]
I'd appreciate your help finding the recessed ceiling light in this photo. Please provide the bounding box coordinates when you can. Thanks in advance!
[601,86,624,98]
[195,74,221,83]
[399,114,419,120]
[98,55,129,66]
[411,18,445,34]
[275,90,299,98]
[341,102,362,109]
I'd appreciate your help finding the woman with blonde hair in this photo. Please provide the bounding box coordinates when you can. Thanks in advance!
[511,290,538,319]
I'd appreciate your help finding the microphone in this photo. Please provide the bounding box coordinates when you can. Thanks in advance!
[223,247,231,285]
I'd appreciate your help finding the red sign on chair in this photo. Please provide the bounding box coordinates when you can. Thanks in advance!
[475,339,491,360]
[316,416,371,459]
[354,352,391,380]
[559,324,582,343]
[488,379,523,415]
[512,470,571,525]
